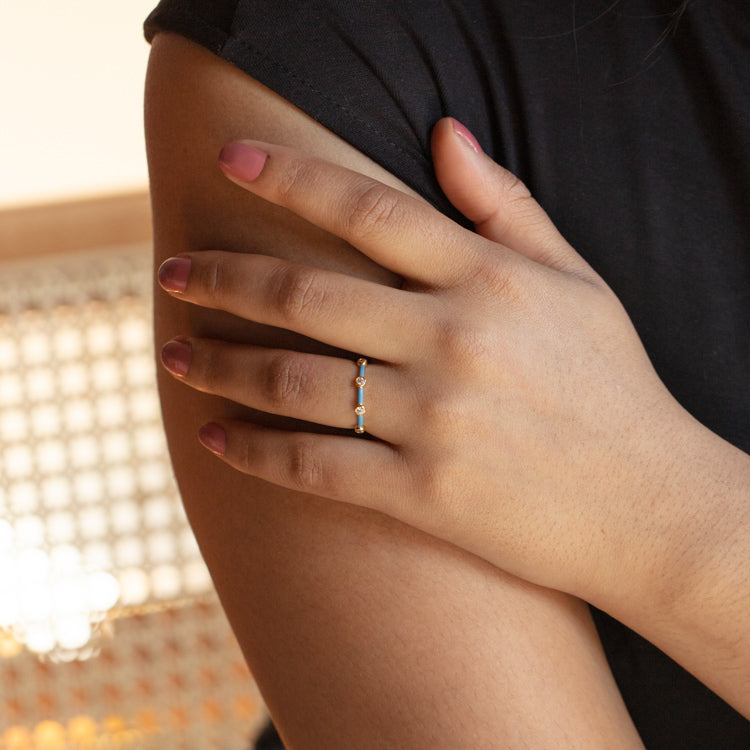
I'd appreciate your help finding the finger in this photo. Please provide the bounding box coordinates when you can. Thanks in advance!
[158,251,433,363]
[431,117,596,279]
[217,139,490,288]
[197,420,412,519]
[161,339,407,443]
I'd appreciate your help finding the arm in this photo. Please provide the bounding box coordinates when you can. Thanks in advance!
[145,32,643,748]
[156,96,750,715]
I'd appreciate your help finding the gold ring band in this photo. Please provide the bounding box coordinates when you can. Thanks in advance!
[354,358,367,434]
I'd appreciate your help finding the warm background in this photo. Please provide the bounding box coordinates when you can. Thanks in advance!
[2,2,151,207]
[0,3,267,748]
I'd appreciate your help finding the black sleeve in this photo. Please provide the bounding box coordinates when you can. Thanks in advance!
[144,0,518,226]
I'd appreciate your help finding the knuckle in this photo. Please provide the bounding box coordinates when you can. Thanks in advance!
[478,169,537,244]
[204,255,229,300]
[431,316,490,365]
[497,173,549,236]
[500,171,532,202]
[275,156,311,201]
[237,433,255,474]
[346,181,400,235]
[468,251,523,305]
[196,343,224,390]
[417,387,471,437]
[271,264,327,323]
[485,265,519,302]
[286,436,326,491]
[263,352,308,408]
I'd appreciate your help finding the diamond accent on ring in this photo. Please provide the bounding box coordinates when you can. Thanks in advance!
[355,405,366,416]
[355,376,366,387]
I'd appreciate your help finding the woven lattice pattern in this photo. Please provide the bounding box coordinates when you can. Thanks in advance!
[0,244,266,747]
[1,598,264,749]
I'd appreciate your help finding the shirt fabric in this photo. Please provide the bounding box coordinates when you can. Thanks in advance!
[144,2,750,746]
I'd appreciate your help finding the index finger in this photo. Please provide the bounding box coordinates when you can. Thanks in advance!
[218,140,487,288]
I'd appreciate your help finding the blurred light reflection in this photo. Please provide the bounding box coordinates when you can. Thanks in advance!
[0,525,120,660]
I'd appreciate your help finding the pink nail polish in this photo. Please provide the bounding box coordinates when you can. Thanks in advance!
[161,340,192,377]
[198,423,226,456]
[158,257,191,293]
[219,142,268,182]
[450,118,483,154]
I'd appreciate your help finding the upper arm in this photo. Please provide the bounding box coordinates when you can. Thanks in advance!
[145,32,642,749]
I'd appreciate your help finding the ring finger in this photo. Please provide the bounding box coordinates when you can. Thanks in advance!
[160,338,407,443]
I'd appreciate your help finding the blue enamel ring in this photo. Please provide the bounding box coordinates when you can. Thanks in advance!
[354,358,367,434]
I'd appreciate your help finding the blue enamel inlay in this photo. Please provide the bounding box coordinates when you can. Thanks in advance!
[355,359,366,432]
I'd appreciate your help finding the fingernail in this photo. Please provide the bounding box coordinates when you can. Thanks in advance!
[219,142,268,182]
[450,118,483,154]
[161,339,192,377]
[198,423,226,456]
[158,257,191,293]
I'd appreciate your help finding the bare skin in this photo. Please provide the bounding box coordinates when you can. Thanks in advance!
[146,33,644,749]
[161,130,750,715]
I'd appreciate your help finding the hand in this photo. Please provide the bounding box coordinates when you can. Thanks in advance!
[156,118,692,603]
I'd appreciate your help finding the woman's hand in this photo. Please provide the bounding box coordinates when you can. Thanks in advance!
[156,118,750,713]
[157,117,692,603]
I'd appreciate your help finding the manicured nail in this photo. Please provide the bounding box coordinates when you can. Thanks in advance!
[219,142,268,182]
[198,423,226,456]
[450,118,483,154]
[161,340,192,377]
[158,257,191,293]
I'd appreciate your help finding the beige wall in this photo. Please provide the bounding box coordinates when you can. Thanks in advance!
[1,1,157,208]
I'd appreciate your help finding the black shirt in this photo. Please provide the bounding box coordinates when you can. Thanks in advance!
[145,2,750,746]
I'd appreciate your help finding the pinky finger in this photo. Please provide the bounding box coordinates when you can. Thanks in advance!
[198,420,407,511]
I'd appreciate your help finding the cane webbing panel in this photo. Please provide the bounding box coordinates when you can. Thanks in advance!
[0,244,266,748]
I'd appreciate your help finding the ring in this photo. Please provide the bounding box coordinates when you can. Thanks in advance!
[354,358,367,434]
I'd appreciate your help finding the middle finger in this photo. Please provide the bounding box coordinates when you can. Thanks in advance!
[158,251,433,364]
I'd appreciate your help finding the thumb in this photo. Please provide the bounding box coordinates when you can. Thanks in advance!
[431,117,591,276]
